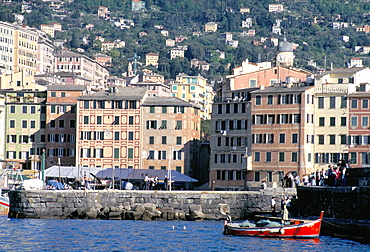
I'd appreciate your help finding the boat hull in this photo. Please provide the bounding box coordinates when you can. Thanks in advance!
[224,212,323,238]
[0,195,10,216]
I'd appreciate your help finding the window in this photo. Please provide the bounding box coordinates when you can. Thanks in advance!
[175,120,182,130]
[10,106,15,113]
[176,137,182,145]
[329,135,336,145]
[293,114,300,123]
[363,99,369,109]
[250,79,257,87]
[158,151,166,160]
[128,132,134,140]
[22,106,27,113]
[350,152,357,164]
[58,120,65,128]
[147,120,157,129]
[267,95,273,105]
[114,132,120,140]
[279,152,285,162]
[255,115,263,124]
[30,121,35,128]
[362,117,369,127]
[292,152,298,162]
[149,166,154,170]
[341,117,347,127]
[97,116,102,124]
[129,116,134,125]
[173,150,182,160]
[341,97,347,108]
[9,120,15,128]
[162,107,167,113]
[70,120,75,128]
[149,136,154,144]
[267,115,274,124]
[280,114,288,124]
[61,92,66,97]
[95,149,103,158]
[84,116,89,124]
[161,120,167,129]
[254,152,260,162]
[329,97,336,109]
[308,153,312,162]
[83,101,89,109]
[51,105,56,113]
[127,148,133,159]
[71,106,76,113]
[233,104,238,113]
[217,137,221,146]
[340,135,347,144]
[318,97,324,108]
[190,85,195,91]
[172,85,177,91]
[22,120,27,128]
[226,104,230,114]
[292,133,298,144]
[114,116,119,125]
[267,134,274,144]
[279,133,285,143]
[31,106,36,114]
[255,96,261,105]
[351,99,357,109]
[266,152,271,162]
[148,150,155,160]
[318,135,324,145]
[254,172,260,182]
[319,117,325,126]
[51,91,56,97]
[330,117,335,127]
[114,148,120,159]
[351,117,358,127]
[162,136,167,144]
[58,148,64,157]
[150,106,155,113]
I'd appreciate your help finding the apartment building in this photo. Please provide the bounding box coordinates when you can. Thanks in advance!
[13,24,38,76]
[0,21,15,74]
[141,96,201,175]
[45,85,87,167]
[145,53,159,67]
[2,89,47,170]
[37,38,54,74]
[75,86,201,176]
[170,74,214,120]
[209,89,254,190]
[54,51,109,88]
[248,84,315,188]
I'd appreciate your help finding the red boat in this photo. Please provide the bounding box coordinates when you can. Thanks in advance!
[223,211,324,238]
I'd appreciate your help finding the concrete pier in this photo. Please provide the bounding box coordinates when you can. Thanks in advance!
[8,188,296,220]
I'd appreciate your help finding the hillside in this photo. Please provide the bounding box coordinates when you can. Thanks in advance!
[2,0,370,80]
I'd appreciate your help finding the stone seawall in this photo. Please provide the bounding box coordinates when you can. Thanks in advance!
[297,186,370,219]
[8,189,296,220]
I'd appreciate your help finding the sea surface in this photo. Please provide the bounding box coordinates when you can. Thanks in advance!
[0,216,369,252]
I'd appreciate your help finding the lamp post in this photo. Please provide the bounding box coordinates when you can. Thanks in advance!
[41,149,46,183]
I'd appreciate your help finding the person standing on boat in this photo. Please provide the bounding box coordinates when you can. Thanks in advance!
[281,196,291,225]
[271,197,277,217]
[164,175,168,190]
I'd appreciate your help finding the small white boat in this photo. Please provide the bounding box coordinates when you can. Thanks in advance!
[0,190,9,216]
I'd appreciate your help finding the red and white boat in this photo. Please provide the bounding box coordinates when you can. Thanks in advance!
[223,211,324,238]
[0,192,10,216]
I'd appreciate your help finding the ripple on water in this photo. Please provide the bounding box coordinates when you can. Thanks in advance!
[0,217,369,252]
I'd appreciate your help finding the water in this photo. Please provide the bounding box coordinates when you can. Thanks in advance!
[0,216,369,252]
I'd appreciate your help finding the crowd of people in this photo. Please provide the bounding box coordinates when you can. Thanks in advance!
[280,160,349,188]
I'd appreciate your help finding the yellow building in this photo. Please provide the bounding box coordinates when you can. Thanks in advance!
[170,74,214,120]
[145,53,159,67]
[205,22,218,32]
[13,25,38,76]
[0,71,46,91]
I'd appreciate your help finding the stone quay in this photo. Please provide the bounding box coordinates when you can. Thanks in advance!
[8,188,296,220]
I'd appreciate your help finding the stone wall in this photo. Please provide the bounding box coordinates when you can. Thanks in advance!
[297,186,370,219]
[8,188,296,220]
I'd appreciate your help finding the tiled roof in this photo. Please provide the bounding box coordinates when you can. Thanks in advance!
[142,96,196,107]
[47,85,87,91]
[77,86,147,100]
